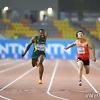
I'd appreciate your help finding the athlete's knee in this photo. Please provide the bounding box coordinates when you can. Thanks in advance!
[32,59,37,67]
[78,68,83,73]
[38,55,44,65]
[78,65,83,74]
[37,61,43,67]
[86,72,89,74]
[86,70,89,74]
[85,66,90,74]
[78,62,83,70]
[32,63,35,67]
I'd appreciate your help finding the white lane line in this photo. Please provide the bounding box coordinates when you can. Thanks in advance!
[47,60,69,100]
[91,64,100,71]
[0,95,11,100]
[0,60,22,66]
[0,60,30,73]
[0,68,35,92]
[0,60,46,100]
[0,68,35,100]
[70,60,98,93]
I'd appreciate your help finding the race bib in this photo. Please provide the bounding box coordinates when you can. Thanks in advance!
[77,47,85,54]
[36,44,46,51]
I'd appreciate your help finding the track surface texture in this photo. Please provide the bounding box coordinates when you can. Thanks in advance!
[0,59,100,100]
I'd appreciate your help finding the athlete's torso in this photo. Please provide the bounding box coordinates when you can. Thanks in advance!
[75,39,90,60]
[33,36,46,52]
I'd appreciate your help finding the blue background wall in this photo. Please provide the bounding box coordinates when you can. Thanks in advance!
[0,39,77,59]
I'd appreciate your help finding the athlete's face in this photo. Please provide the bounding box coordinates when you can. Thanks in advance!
[77,32,84,39]
[39,30,45,38]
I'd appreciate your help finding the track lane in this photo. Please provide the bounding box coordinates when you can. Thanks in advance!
[0,59,100,100]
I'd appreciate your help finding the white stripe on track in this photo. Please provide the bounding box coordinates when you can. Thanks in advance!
[70,60,98,93]
[0,60,30,73]
[0,60,22,66]
[0,95,11,100]
[47,60,69,100]
[0,68,35,100]
[0,68,35,92]
[91,64,100,71]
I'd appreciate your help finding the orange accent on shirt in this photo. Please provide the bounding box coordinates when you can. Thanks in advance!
[76,39,90,60]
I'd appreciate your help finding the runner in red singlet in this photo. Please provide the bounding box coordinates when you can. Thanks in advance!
[64,31,96,86]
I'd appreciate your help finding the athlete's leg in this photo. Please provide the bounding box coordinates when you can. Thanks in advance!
[84,59,90,74]
[31,59,37,67]
[77,60,84,86]
[84,65,90,74]
[37,55,44,84]
[77,60,84,80]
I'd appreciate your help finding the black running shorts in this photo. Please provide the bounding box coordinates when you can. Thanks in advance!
[77,58,90,65]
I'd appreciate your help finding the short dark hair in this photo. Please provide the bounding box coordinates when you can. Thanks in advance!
[39,29,45,32]
[76,30,84,38]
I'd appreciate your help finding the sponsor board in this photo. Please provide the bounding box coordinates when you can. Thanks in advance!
[0,39,77,59]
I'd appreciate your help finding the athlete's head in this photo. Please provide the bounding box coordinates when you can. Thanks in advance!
[76,31,84,39]
[39,29,45,38]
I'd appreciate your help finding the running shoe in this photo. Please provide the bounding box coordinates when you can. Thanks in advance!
[78,80,82,86]
[38,79,43,84]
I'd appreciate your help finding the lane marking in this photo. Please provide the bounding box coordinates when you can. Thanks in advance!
[0,60,22,66]
[70,60,98,93]
[0,68,35,100]
[0,59,46,100]
[0,60,30,73]
[47,60,69,100]
[0,95,11,100]
[91,64,100,71]
[0,68,35,92]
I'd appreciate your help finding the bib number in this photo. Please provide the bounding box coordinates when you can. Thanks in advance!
[36,44,45,51]
[77,47,85,54]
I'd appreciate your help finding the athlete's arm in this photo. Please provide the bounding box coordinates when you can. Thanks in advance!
[88,42,96,62]
[64,42,76,50]
[22,37,35,57]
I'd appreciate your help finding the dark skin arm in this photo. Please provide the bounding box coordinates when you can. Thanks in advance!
[22,31,48,57]
[22,37,35,57]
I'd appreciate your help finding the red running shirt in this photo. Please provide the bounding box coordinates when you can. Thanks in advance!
[75,39,90,60]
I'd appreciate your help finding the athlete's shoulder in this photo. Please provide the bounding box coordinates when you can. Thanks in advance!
[30,36,38,43]
[34,35,38,38]
[75,40,78,43]
[32,36,38,40]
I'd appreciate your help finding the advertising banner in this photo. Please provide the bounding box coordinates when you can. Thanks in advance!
[0,39,77,59]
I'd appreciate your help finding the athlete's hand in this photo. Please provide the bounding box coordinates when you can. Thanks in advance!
[21,53,25,57]
[92,57,96,62]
